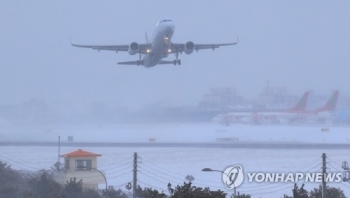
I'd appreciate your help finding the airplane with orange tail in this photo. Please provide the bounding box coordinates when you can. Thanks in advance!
[241,91,339,125]
[212,92,309,125]
[300,90,339,124]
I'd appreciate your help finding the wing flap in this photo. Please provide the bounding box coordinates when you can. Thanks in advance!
[71,42,151,53]
[195,42,238,50]
[171,35,239,53]
[71,43,129,52]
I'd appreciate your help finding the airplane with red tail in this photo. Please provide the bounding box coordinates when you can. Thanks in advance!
[212,92,309,125]
[241,91,339,125]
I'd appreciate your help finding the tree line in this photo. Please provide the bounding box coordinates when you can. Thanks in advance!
[0,161,346,198]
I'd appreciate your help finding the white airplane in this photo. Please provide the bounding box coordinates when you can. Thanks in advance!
[212,92,309,125]
[298,90,339,124]
[242,92,310,125]
[241,91,339,125]
[71,19,238,68]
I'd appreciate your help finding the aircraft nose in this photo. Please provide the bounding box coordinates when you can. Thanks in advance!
[169,22,175,31]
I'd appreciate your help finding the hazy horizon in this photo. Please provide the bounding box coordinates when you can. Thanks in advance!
[1,1,349,109]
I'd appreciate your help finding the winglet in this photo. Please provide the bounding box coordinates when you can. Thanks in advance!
[70,37,75,46]
[70,37,81,47]
[235,35,239,44]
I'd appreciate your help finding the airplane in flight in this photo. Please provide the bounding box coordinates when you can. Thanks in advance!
[212,92,309,125]
[71,19,238,68]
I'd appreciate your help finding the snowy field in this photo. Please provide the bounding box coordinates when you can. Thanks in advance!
[0,123,349,144]
[1,123,350,197]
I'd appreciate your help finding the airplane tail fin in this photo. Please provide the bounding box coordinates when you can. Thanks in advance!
[315,91,339,112]
[288,92,309,112]
[145,32,149,44]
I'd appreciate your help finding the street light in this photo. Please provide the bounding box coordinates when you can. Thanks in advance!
[185,175,195,183]
[202,167,237,197]
[202,168,228,176]
[76,166,107,191]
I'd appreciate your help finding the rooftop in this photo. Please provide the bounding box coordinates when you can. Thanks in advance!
[60,149,101,157]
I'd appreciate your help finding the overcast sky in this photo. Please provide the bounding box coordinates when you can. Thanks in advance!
[0,1,349,109]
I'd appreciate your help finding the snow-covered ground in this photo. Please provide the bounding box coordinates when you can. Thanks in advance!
[0,123,349,144]
[1,123,350,197]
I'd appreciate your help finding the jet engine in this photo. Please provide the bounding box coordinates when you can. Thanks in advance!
[184,41,195,54]
[128,42,139,55]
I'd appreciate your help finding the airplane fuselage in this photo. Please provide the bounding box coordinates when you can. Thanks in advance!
[71,19,238,67]
[143,20,175,67]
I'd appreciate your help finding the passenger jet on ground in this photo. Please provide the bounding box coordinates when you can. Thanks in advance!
[71,19,238,68]
[212,92,309,125]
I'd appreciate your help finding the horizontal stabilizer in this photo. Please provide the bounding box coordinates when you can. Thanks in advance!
[117,61,140,65]
[159,60,175,65]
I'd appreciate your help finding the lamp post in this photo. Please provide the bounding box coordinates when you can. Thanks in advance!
[76,166,107,191]
[202,168,226,175]
[91,167,108,192]
[185,175,195,183]
[202,167,237,197]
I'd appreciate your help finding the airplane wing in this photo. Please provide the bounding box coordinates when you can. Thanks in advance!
[171,36,239,53]
[71,42,151,54]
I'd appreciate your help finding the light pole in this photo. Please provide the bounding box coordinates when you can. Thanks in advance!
[91,167,108,192]
[202,168,226,175]
[342,161,350,182]
[77,166,107,191]
[202,167,237,198]
[185,175,195,183]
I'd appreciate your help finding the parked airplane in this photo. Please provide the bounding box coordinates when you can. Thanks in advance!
[300,90,339,124]
[242,91,339,125]
[308,91,339,113]
[212,92,309,125]
[71,19,238,68]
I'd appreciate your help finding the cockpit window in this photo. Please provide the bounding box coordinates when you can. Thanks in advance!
[157,19,172,26]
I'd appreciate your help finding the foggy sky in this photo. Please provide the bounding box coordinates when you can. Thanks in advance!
[1,1,349,109]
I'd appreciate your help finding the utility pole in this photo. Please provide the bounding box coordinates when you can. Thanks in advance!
[58,136,61,171]
[322,153,327,198]
[58,136,60,162]
[133,152,138,198]
[342,161,350,182]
